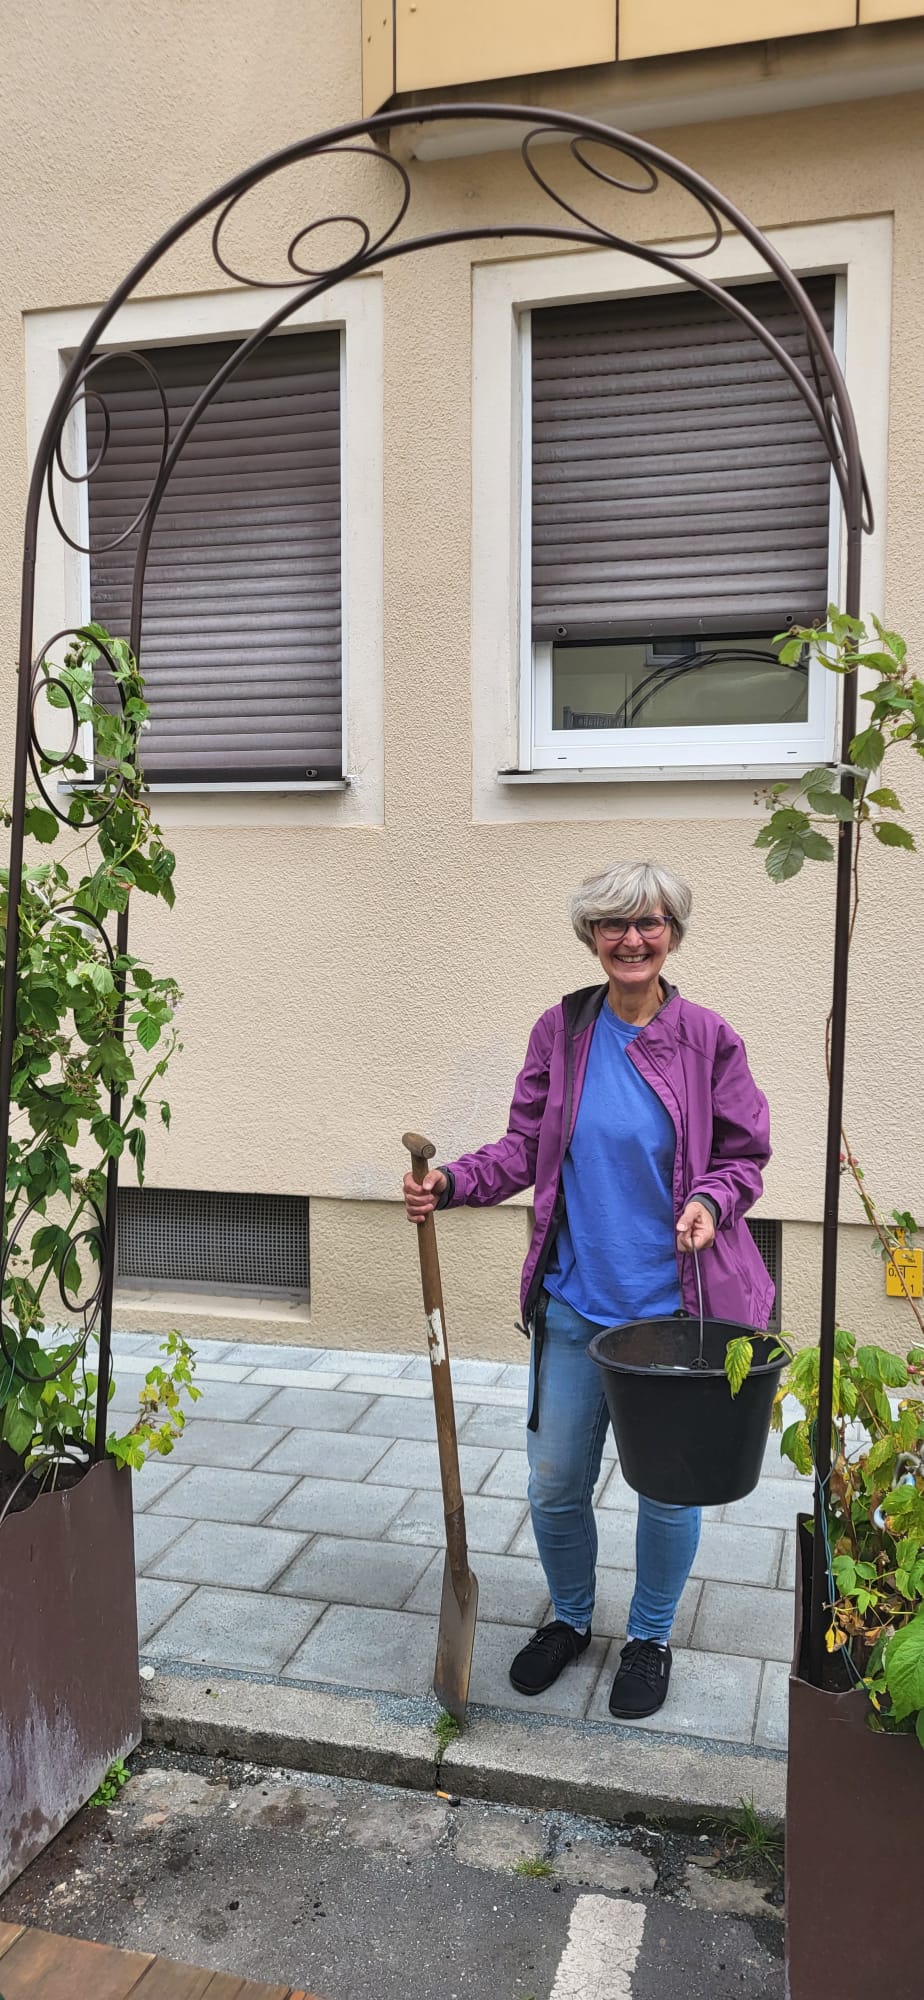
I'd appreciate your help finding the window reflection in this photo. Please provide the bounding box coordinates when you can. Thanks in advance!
[551,635,809,731]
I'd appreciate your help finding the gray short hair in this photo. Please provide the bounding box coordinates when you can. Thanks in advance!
[569,860,693,951]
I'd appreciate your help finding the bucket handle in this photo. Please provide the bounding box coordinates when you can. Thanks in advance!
[689,1245,708,1371]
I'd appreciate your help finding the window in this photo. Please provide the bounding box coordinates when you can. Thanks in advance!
[526,276,839,772]
[85,330,343,785]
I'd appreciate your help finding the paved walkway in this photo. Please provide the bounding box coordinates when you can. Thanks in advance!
[116,1332,807,1761]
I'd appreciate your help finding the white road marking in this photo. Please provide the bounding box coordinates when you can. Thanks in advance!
[549,1893,646,2000]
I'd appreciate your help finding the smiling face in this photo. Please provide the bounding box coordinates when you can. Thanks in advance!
[591,909,675,1004]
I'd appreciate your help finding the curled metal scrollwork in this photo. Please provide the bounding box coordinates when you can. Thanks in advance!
[0,1189,107,1385]
[28,627,137,829]
[47,348,170,557]
[210,140,412,288]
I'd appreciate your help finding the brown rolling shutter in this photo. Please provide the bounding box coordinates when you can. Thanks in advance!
[85,331,342,782]
[531,276,836,642]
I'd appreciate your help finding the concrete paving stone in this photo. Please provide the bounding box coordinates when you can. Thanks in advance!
[266,1476,412,1539]
[682,1866,782,1921]
[246,1368,347,1389]
[402,1355,506,1386]
[342,1374,432,1400]
[555,1840,657,1895]
[131,1457,190,1511]
[110,1353,162,1376]
[224,1342,328,1369]
[778,1530,798,1590]
[586,1642,762,1742]
[723,1479,814,1530]
[755,1659,790,1749]
[148,1519,308,1590]
[253,1385,374,1431]
[693,1522,784,1586]
[175,1378,279,1422]
[111,1333,162,1354]
[145,1584,324,1673]
[133,1511,193,1569]
[136,1576,194,1645]
[282,1604,439,1694]
[496,1363,530,1389]
[352,1394,470,1440]
[273,1535,433,1608]
[479,1449,528,1500]
[167,1419,290,1469]
[693,1582,795,1662]
[256,1428,392,1480]
[365,1438,501,1492]
[385,1489,528,1555]
[188,1361,254,1382]
[456,1406,529,1453]
[453,1813,552,1873]
[595,1463,639,1510]
[338,1792,450,1856]
[761,1431,797,1479]
[148,1463,298,1525]
[591,1570,701,1647]
[468,1621,610,1719]
[448,1382,530,1410]
[311,1348,413,1376]
[404,1549,551,1627]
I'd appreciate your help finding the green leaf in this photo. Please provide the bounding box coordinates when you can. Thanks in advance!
[807,789,854,823]
[3,1405,36,1455]
[725,1335,753,1398]
[800,766,836,793]
[872,821,916,850]
[765,839,807,882]
[866,787,902,810]
[800,830,835,861]
[135,1013,161,1052]
[24,805,60,845]
[884,1614,924,1721]
[850,726,887,771]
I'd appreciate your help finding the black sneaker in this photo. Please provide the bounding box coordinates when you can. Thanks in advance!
[608,1639,672,1718]
[509,1620,591,1696]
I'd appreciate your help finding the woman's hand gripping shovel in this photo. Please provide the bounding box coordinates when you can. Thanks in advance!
[403,1133,479,1726]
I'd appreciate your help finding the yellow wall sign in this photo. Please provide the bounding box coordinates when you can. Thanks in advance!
[886,1244,924,1299]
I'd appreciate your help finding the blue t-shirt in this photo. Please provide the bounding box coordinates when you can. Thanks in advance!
[545,1003,682,1327]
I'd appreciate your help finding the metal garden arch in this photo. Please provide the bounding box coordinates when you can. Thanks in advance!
[1,104,872,1681]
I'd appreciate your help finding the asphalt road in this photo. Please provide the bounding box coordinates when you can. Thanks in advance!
[0,1750,785,1999]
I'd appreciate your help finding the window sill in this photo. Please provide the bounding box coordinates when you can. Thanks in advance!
[59,778,352,797]
[498,762,826,786]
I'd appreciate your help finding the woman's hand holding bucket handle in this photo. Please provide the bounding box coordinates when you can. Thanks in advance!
[676,1201,716,1255]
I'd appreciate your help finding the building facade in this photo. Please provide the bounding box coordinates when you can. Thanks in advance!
[2,2,922,1356]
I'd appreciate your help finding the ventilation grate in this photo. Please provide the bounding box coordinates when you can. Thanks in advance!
[116,1188,309,1297]
[746,1218,782,1332]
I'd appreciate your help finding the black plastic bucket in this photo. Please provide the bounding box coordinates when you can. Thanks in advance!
[588,1314,785,1507]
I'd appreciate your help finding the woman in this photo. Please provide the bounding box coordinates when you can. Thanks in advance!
[403,861,772,1720]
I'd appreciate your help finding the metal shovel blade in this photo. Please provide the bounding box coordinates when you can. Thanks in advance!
[434,1555,479,1726]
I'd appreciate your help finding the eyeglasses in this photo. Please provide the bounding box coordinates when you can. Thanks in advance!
[593,914,672,941]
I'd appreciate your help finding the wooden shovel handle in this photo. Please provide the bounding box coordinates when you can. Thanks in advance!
[403,1132,469,1586]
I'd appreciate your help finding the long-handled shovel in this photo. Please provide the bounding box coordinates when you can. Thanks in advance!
[403,1132,479,1726]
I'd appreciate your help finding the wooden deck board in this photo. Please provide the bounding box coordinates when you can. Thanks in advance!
[0,1925,318,2000]
[0,1925,25,1962]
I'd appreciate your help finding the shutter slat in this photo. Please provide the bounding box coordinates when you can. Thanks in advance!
[531,276,835,639]
[86,329,342,778]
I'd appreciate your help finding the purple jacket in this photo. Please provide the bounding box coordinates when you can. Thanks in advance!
[440,981,774,1333]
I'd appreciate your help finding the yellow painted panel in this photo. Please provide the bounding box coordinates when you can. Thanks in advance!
[619,0,856,61]
[395,0,617,94]
[860,0,924,21]
[362,0,395,115]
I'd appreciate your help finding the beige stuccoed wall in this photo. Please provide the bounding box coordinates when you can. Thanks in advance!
[3,4,923,1359]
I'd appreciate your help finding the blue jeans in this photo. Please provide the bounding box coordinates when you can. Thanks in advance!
[526,1290,701,1643]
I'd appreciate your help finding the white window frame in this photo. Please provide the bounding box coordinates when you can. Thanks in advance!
[471,219,890,806]
[24,278,384,827]
[526,276,844,774]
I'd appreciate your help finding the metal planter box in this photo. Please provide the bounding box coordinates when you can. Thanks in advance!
[786,1515,924,2000]
[0,1458,140,1893]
